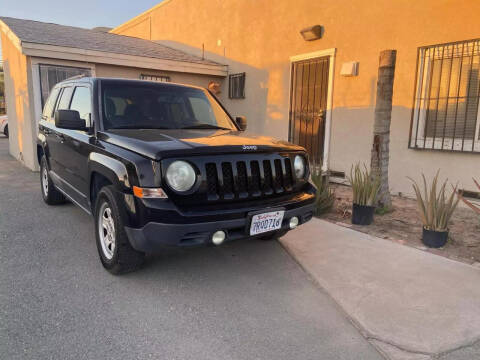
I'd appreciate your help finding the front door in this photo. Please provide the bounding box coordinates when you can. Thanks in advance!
[289,56,330,171]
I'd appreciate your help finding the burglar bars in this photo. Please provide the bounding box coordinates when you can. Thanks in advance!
[409,39,480,153]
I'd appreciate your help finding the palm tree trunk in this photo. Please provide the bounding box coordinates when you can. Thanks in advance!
[371,50,396,208]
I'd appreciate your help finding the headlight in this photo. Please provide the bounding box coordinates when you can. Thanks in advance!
[294,155,306,179]
[165,161,196,192]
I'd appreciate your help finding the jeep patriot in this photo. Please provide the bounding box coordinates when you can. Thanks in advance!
[37,78,316,273]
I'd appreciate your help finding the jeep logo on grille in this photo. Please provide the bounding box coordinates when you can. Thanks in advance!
[242,145,258,150]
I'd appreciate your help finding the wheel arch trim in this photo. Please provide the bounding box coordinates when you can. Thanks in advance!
[88,152,131,191]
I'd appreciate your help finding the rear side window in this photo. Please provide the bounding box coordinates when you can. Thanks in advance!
[69,87,92,121]
[42,87,60,119]
[57,87,74,111]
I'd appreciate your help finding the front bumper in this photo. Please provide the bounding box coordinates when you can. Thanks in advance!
[124,197,315,252]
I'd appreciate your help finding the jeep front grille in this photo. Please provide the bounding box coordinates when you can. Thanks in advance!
[205,156,296,202]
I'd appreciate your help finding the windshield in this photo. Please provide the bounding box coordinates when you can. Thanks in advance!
[101,82,237,131]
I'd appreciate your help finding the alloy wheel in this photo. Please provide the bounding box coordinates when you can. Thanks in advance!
[42,166,49,197]
[98,202,116,260]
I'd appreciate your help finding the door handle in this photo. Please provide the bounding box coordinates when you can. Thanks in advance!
[318,110,325,121]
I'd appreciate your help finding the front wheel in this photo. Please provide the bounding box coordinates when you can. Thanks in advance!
[4,124,8,138]
[94,185,145,274]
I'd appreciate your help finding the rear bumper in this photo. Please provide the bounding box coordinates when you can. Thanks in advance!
[125,200,315,252]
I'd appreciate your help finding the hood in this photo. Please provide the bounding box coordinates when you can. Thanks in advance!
[98,129,304,160]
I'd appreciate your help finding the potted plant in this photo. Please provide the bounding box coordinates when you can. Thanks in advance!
[347,164,381,225]
[409,172,459,248]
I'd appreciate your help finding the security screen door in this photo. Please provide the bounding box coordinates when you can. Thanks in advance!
[289,56,330,171]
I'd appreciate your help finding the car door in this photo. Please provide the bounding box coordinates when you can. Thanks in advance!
[43,87,73,183]
[39,87,61,173]
[59,85,94,209]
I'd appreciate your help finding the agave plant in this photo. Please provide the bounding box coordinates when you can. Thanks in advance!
[457,178,480,215]
[347,163,381,206]
[311,169,335,216]
[408,171,459,232]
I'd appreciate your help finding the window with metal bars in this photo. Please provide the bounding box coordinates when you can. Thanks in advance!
[39,64,91,107]
[409,39,480,152]
[140,74,171,82]
[228,73,245,99]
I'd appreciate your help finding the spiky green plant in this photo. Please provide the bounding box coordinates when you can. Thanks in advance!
[457,178,480,215]
[347,163,381,206]
[311,171,335,216]
[408,171,459,232]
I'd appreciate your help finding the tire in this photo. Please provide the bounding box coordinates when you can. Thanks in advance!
[40,156,66,205]
[258,229,288,241]
[94,185,145,274]
[4,125,8,138]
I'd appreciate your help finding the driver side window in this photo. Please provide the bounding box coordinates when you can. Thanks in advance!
[70,87,92,122]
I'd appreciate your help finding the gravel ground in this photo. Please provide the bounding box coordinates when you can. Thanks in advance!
[0,138,382,360]
[323,183,480,264]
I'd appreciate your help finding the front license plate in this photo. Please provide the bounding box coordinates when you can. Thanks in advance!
[250,210,285,236]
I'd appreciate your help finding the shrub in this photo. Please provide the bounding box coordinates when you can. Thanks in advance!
[311,171,335,216]
[457,178,480,218]
[347,163,380,206]
[408,171,459,232]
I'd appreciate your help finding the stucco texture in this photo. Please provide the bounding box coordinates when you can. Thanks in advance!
[113,0,480,195]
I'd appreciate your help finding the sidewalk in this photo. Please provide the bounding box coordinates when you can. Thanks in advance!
[280,219,480,360]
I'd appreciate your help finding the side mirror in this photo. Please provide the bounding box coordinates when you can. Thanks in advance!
[55,110,86,130]
[235,116,247,131]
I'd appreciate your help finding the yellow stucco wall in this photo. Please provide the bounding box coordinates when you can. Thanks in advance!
[113,0,480,195]
[1,32,36,169]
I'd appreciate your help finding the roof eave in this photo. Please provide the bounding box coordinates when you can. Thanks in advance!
[20,41,227,77]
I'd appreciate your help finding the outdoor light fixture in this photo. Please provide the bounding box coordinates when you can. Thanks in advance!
[340,61,359,76]
[300,25,323,41]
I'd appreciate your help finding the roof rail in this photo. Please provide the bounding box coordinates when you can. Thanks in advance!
[64,74,88,81]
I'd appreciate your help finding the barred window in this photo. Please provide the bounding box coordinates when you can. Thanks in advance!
[140,74,171,82]
[39,64,91,107]
[228,73,245,99]
[409,39,480,152]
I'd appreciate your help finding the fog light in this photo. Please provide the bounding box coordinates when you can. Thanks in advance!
[212,231,226,245]
[289,217,299,229]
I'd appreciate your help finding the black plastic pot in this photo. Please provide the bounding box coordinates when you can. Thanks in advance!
[351,203,375,225]
[422,227,448,248]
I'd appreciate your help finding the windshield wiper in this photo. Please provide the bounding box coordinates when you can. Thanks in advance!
[110,126,171,130]
[181,124,231,130]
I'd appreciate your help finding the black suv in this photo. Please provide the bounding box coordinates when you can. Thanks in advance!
[37,78,316,273]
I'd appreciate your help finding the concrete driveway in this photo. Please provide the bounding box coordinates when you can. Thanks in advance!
[0,138,382,360]
[281,219,480,360]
